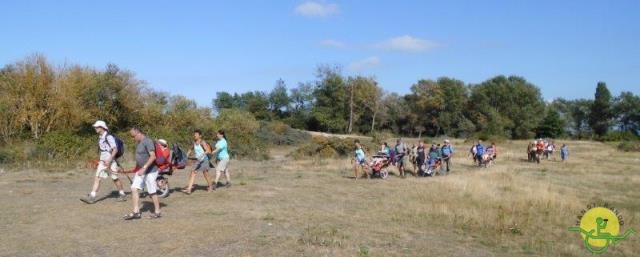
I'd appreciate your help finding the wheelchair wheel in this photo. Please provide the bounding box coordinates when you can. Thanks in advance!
[156,177,170,198]
[380,170,389,179]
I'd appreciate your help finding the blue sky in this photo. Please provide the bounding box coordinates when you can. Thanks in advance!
[2,0,639,106]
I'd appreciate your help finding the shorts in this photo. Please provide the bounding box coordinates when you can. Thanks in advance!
[396,155,405,167]
[216,159,230,173]
[192,157,210,172]
[356,159,366,166]
[96,159,120,180]
[131,169,158,194]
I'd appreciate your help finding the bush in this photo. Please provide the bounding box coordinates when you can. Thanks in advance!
[36,132,94,160]
[370,131,395,145]
[212,108,268,160]
[0,145,22,164]
[257,121,311,146]
[289,136,377,160]
[601,131,639,142]
[618,141,640,152]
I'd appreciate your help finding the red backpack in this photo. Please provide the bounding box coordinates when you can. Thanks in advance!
[155,143,171,171]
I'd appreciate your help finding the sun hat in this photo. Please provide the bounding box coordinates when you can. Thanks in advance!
[92,120,108,130]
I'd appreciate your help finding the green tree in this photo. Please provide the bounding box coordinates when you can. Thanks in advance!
[567,99,593,138]
[268,79,290,119]
[612,91,640,135]
[468,75,545,139]
[310,65,349,133]
[288,82,314,129]
[589,82,612,137]
[536,109,566,138]
[213,91,236,111]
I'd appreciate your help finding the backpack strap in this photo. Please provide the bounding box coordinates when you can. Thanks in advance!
[100,134,114,152]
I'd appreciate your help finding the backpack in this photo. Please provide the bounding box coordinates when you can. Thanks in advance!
[172,143,187,169]
[155,142,171,170]
[475,144,484,156]
[441,145,452,156]
[103,134,125,159]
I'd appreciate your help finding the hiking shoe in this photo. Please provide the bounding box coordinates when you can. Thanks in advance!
[80,195,97,204]
[116,194,127,202]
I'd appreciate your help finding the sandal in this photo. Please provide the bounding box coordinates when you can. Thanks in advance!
[180,189,192,195]
[123,212,141,220]
[148,212,162,219]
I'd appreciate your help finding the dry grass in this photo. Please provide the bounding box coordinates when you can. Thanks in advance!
[0,140,638,257]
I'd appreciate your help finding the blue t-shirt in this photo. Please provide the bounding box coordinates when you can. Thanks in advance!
[215,138,230,160]
[355,148,365,162]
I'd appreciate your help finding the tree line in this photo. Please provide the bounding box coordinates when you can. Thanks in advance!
[1,54,639,149]
[214,65,639,140]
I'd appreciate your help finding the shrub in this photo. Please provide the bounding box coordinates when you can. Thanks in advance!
[36,132,94,160]
[289,136,377,160]
[212,108,268,160]
[257,121,311,146]
[601,131,639,142]
[0,145,22,163]
[618,141,640,152]
[370,131,395,145]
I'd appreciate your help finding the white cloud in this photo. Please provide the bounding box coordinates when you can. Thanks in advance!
[348,56,381,72]
[294,1,339,18]
[375,35,439,53]
[320,39,346,49]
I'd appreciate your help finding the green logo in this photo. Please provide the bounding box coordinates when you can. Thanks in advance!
[569,205,636,254]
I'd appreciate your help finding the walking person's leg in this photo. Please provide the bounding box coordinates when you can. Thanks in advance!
[124,174,144,220]
[109,162,126,201]
[145,171,161,217]
[203,169,213,191]
[214,168,222,187]
[84,161,107,203]
[183,160,203,194]
[214,159,230,186]
[183,170,197,194]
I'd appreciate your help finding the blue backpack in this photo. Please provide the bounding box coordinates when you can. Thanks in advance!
[104,134,125,159]
[475,144,484,156]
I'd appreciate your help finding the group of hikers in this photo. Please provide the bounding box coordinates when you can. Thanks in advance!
[81,120,231,220]
[354,137,571,179]
[527,138,569,163]
[468,140,498,167]
[353,138,455,179]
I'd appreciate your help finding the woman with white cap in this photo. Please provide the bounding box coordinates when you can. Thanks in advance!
[81,120,127,204]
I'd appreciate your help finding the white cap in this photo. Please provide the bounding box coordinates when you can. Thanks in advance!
[92,120,108,130]
[444,139,450,143]
[158,139,168,146]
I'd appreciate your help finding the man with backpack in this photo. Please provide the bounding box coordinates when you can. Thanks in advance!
[475,140,485,167]
[441,139,454,174]
[81,120,126,204]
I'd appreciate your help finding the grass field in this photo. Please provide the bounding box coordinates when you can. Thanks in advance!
[0,140,638,257]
